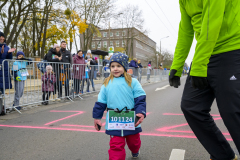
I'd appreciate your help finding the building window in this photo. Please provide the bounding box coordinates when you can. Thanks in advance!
[116,41,119,47]
[110,32,113,37]
[122,40,125,47]
[92,42,95,48]
[110,41,113,46]
[93,33,95,37]
[103,32,107,37]
[122,31,125,36]
[98,42,101,48]
[103,41,107,48]
[116,31,119,36]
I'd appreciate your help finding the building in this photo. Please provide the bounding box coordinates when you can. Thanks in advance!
[90,27,156,67]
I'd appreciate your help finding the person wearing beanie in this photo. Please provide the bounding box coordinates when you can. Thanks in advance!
[41,65,56,105]
[147,63,152,83]
[129,58,139,79]
[12,51,32,111]
[93,53,146,159]
[84,49,96,92]
[46,44,62,101]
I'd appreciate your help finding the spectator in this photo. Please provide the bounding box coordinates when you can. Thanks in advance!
[137,60,143,83]
[60,41,72,99]
[129,58,139,78]
[159,64,164,70]
[103,56,109,66]
[72,50,85,96]
[41,65,56,105]
[12,51,32,110]
[104,63,110,79]
[85,50,96,92]
[94,57,98,80]
[46,44,61,101]
[147,61,152,83]
[0,31,15,94]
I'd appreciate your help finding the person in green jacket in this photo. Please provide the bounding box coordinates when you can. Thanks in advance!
[169,1,240,160]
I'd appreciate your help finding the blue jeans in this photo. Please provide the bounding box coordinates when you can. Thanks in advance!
[94,71,97,79]
[90,79,95,88]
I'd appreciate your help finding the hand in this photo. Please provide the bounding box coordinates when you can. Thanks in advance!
[8,48,16,53]
[169,69,180,88]
[54,55,58,58]
[94,119,102,131]
[135,113,145,127]
[58,56,62,61]
[88,59,91,61]
[190,76,208,89]
[1,46,4,54]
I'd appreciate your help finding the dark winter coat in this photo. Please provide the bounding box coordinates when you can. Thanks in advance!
[46,48,62,73]
[103,59,109,66]
[60,49,72,65]
[129,60,138,68]
[0,43,12,89]
[73,54,85,80]
[42,72,56,92]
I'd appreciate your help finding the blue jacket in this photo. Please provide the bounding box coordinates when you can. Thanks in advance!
[129,60,138,68]
[93,77,146,137]
[0,43,12,89]
[12,59,32,81]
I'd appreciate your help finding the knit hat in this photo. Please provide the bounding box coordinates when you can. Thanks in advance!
[109,53,129,71]
[87,50,91,53]
[94,57,98,60]
[46,65,52,70]
[0,31,6,43]
[0,32,5,38]
[16,51,25,58]
[53,44,60,49]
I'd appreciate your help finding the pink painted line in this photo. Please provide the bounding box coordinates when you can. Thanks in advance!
[163,113,184,116]
[45,111,84,126]
[0,124,104,132]
[61,124,95,128]
[50,110,84,113]
[0,124,232,141]
[157,123,189,131]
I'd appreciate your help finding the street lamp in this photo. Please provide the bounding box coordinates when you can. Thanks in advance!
[158,36,169,68]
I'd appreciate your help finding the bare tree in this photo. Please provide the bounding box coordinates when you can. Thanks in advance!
[114,5,147,59]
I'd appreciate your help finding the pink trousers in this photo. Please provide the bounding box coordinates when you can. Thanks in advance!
[108,133,141,160]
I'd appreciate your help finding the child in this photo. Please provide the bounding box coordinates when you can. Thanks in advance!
[93,53,146,160]
[42,65,56,105]
[12,51,32,110]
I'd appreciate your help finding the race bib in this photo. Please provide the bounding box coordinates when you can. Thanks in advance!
[106,69,110,73]
[108,111,135,130]
[20,69,29,76]
[76,67,79,71]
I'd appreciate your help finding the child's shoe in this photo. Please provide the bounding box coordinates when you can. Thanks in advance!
[131,150,140,158]
[15,106,22,110]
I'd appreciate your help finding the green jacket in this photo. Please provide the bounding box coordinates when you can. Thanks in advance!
[171,0,240,77]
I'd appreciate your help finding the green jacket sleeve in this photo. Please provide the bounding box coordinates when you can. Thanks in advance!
[191,0,226,77]
[170,1,194,77]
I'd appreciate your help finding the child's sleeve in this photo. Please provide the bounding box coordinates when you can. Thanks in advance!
[92,85,107,119]
[132,79,147,117]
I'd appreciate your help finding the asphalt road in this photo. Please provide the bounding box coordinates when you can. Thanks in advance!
[0,76,238,160]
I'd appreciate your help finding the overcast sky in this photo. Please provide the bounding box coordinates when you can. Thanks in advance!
[115,0,197,66]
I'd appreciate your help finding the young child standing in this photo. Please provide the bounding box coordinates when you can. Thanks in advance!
[93,53,146,160]
[12,51,32,110]
[41,65,56,105]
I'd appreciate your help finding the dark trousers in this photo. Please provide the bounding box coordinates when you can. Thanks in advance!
[73,79,83,93]
[181,49,240,160]
[42,91,52,101]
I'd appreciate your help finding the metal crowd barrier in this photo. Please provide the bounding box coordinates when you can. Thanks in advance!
[127,67,169,83]
[1,59,103,114]
[1,59,169,114]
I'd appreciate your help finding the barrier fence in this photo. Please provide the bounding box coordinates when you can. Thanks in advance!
[1,60,169,114]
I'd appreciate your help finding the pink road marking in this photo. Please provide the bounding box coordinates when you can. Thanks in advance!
[45,111,85,126]
[0,124,233,141]
[61,124,95,128]
[163,113,221,117]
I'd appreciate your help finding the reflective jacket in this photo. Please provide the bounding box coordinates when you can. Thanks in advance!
[171,0,240,77]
